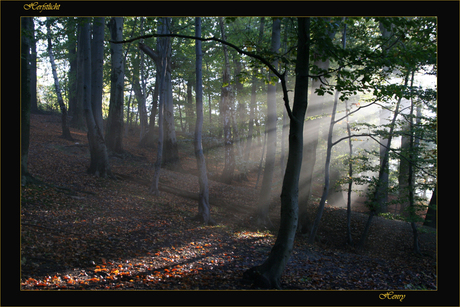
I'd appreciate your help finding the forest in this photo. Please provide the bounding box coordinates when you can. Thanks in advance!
[20,16,437,292]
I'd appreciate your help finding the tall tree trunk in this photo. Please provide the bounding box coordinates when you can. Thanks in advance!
[158,17,182,171]
[46,18,73,141]
[71,23,86,130]
[80,18,112,178]
[232,53,244,165]
[67,19,78,120]
[376,20,394,214]
[21,17,35,185]
[256,17,281,229]
[91,17,105,135]
[406,70,421,255]
[30,18,38,114]
[298,18,336,234]
[219,17,235,184]
[192,17,215,225]
[279,19,289,177]
[106,17,125,154]
[138,17,148,142]
[149,47,167,195]
[344,32,354,245]
[244,17,310,289]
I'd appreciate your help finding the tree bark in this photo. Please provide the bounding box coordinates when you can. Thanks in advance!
[66,19,78,120]
[30,18,38,114]
[21,17,35,185]
[80,18,112,178]
[244,17,310,289]
[106,17,125,154]
[192,17,215,225]
[256,17,281,229]
[71,22,87,130]
[407,70,421,255]
[219,17,235,184]
[158,18,182,171]
[46,18,73,141]
[298,18,336,234]
[149,68,165,195]
[138,17,149,142]
[91,17,105,135]
[344,40,354,245]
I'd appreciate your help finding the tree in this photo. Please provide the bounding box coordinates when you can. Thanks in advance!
[423,187,436,228]
[245,18,265,162]
[148,52,166,195]
[91,17,106,135]
[298,17,337,234]
[106,17,125,154]
[21,17,35,185]
[255,17,281,229]
[30,18,38,114]
[406,70,422,255]
[160,17,182,171]
[342,19,354,245]
[308,19,347,244]
[219,17,236,184]
[135,17,149,142]
[71,21,87,130]
[45,18,73,141]
[80,18,112,178]
[139,33,167,195]
[66,18,78,123]
[357,71,410,250]
[244,17,311,289]
[192,17,215,225]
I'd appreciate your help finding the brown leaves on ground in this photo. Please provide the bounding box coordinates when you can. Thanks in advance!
[21,114,436,290]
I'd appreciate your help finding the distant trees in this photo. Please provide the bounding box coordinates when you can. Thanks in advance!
[46,18,73,141]
[23,16,437,288]
[218,18,236,184]
[255,17,281,229]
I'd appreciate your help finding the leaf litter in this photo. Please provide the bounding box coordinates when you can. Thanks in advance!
[21,114,436,290]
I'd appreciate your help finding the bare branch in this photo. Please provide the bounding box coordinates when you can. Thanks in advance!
[333,99,380,123]
[331,133,375,147]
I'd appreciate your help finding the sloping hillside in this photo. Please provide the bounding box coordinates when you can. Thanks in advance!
[21,113,436,291]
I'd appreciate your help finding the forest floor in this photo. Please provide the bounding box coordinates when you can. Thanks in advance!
[20,113,436,291]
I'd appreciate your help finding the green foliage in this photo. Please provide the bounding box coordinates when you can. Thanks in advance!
[377,212,405,221]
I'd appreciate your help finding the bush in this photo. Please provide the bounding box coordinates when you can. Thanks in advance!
[377,212,405,221]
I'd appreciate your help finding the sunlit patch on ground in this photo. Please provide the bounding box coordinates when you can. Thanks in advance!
[21,114,436,290]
